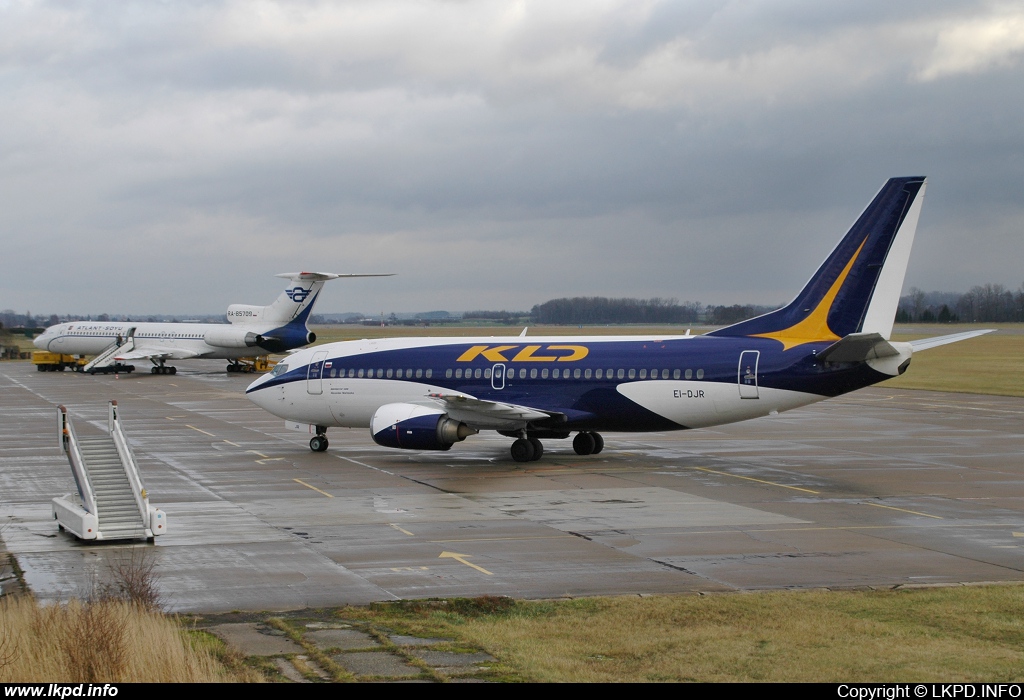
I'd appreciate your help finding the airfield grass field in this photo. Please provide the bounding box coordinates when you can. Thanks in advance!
[3,323,1024,681]
[334,586,1024,682]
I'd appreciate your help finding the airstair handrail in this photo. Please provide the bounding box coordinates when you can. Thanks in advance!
[108,401,150,521]
[57,405,97,516]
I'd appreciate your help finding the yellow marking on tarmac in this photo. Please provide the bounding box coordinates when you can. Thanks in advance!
[391,567,429,572]
[293,479,334,498]
[694,467,819,494]
[185,424,216,437]
[390,523,415,536]
[248,450,271,459]
[1013,532,1024,538]
[439,551,492,575]
[223,440,241,447]
[431,535,577,543]
[863,502,943,519]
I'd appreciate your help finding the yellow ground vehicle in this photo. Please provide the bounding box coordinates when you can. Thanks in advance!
[32,351,87,372]
[227,356,278,373]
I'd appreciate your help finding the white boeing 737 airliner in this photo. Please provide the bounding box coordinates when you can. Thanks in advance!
[246,177,990,462]
[33,273,390,374]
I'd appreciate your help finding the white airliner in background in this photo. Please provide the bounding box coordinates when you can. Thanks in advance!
[33,273,390,374]
[246,177,990,462]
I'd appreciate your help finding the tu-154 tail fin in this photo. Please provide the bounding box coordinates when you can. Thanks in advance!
[226,272,394,327]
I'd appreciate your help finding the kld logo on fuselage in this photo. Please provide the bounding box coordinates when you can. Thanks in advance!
[456,345,589,362]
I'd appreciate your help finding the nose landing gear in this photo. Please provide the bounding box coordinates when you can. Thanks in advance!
[309,426,329,452]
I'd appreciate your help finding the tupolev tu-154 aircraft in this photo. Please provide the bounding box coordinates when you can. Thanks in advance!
[246,177,991,462]
[33,273,391,374]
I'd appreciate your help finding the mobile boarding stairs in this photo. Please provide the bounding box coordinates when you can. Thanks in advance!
[52,401,166,542]
[82,329,136,374]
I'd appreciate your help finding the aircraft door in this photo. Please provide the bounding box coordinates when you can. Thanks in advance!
[738,350,759,399]
[307,350,328,395]
[491,363,506,390]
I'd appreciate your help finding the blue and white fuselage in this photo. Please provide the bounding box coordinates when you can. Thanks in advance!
[245,178,990,462]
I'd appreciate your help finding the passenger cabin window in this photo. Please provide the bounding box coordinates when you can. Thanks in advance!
[628,369,636,379]
[617,369,624,379]
[639,369,647,379]
[446,369,453,378]
[673,369,681,379]
[685,369,692,379]
[696,369,704,379]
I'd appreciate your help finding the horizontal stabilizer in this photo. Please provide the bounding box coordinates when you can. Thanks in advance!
[274,272,395,281]
[817,332,901,363]
[909,329,994,351]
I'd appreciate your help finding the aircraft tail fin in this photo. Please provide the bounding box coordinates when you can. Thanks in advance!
[708,177,927,349]
[227,272,394,327]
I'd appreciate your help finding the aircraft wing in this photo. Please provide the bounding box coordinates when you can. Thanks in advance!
[426,392,562,430]
[115,346,203,362]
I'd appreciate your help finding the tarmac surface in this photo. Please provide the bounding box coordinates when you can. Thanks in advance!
[1,360,1023,612]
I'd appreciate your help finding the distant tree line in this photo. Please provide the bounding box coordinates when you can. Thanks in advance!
[529,297,702,325]
[896,284,1024,323]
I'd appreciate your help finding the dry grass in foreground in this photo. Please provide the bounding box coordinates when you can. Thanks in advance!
[0,596,259,683]
[340,586,1024,683]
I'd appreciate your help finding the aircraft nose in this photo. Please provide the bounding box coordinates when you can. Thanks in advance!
[245,374,274,408]
[32,334,48,350]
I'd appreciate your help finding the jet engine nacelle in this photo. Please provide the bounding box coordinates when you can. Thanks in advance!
[203,327,263,348]
[371,403,476,451]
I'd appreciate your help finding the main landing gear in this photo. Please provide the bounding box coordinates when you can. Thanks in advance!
[572,431,604,456]
[309,426,329,452]
[509,431,604,462]
[510,436,544,463]
[150,360,176,375]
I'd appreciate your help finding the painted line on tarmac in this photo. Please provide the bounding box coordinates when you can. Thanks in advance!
[693,467,819,494]
[439,551,493,575]
[293,478,334,498]
[430,535,577,543]
[185,424,216,437]
[863,502,943,519]
[390,523,414,536]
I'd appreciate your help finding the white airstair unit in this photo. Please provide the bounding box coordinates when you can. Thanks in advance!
[82,328,136,374]
[52,401,166,541]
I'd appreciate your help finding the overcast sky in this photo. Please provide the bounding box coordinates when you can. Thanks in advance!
[2,0,1023,316]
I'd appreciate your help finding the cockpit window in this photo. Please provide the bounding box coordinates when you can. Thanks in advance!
[270,363,288,377]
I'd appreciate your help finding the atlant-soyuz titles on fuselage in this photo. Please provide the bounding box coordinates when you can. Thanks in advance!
[246,177,990,462]
[33,273,390,374]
